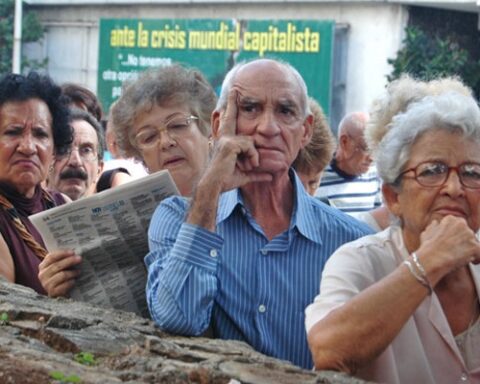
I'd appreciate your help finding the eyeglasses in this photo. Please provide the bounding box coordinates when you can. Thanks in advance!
[399,161,480,189]
[56,145,98,162]
[132,114,198,150]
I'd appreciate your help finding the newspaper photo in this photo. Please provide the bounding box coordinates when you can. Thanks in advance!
[30,170,179,318]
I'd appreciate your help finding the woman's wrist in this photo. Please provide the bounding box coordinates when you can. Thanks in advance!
[403,253,432,294]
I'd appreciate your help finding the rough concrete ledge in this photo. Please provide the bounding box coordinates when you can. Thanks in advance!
[0,280,371,384]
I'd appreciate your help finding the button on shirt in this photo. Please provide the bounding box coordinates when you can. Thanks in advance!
[145,171,372,369]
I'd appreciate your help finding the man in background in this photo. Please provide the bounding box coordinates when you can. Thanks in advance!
[315,111,382,217]
[49,109,104,200]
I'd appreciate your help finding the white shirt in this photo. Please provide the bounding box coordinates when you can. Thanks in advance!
[305,226,480,384]
[314,163,381,219]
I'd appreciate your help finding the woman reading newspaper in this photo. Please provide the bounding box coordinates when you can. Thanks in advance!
[38,64,217,296]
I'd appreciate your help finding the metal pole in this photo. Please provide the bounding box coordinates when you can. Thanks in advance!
[12,0,23,74]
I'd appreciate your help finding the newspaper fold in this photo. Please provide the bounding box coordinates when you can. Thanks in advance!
[30,170,179,317]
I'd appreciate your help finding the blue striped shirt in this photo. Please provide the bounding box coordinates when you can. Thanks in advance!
[315,160,382,218]
[145,172,372,369]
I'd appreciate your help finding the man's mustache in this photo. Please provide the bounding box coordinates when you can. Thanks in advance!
[60,168,88,181]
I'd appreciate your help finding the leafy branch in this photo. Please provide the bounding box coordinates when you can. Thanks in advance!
[387,26,480,97]
[0,0,47,75]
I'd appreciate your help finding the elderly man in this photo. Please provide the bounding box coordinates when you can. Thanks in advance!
[145,58,371,369]
[49,109,104,200]
[315,112,382,218]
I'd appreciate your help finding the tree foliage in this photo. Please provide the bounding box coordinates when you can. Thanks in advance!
[0,0,46,75]
[387,26,480,97]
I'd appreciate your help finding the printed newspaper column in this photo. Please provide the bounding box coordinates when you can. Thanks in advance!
[30,170,179,317]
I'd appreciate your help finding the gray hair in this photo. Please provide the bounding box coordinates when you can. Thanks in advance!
[111,64,217,160]
[292,97,335,173]
[69,107,105,160]
[215,58,310,117]
[338,111,368,139]
[367,75,472,156]
[377,92,480,186]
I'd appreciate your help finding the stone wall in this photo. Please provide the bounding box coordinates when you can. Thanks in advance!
[0,280,370,383]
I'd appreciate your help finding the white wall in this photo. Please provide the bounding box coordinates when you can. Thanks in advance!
[27,2,408,115]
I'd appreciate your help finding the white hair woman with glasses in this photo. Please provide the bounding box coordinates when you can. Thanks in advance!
[110,64,217,197]
[305,83,480,383]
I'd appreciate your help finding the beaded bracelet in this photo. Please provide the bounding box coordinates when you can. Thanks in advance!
[403,259,432,294]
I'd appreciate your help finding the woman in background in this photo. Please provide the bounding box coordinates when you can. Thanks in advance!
[38,64,217,297]
[0,72,72,294]
[292,97,335,196]
[111,64,217,197]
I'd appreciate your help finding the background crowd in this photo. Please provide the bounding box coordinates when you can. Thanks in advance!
[0,58,479,383]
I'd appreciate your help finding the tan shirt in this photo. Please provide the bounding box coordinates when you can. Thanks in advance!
[305,225,480,384]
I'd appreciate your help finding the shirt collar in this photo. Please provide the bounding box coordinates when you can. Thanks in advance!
[217,187,243,224]
[330,157,356,180]
[217,169,323,245]
[292,169,323,244]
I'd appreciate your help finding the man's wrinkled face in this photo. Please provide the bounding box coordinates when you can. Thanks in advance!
[344,133,372,175]
[232,61,312,177]
[50,119,103,200]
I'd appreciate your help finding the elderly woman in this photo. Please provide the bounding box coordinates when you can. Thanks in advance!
[305,88,480,382]
[110,64,217,197]
[0,72,72,294]
[38,64,217,298]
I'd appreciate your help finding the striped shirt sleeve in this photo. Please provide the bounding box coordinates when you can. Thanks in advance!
[145,196,224,335]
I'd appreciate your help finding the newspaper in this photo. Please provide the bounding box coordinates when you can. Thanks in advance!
[29,170,179,318]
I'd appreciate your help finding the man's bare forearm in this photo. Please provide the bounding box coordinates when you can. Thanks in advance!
[187,176,223,232]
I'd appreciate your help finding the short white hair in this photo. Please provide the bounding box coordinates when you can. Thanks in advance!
[377,92,480,186]
[215,58,310,117]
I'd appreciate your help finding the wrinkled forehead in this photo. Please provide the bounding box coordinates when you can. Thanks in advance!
[71,119,99,145]
[233,61,303,103]
[0,98,52,124]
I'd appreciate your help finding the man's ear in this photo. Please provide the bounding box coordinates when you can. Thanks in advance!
[300,114,314,148]
[339,133,350,151]
[211,110,221,139]
[382,183,401,217]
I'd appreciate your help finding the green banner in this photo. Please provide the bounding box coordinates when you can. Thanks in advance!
[98,18,334,115]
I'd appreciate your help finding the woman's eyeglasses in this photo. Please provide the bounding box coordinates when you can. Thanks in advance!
[399,161,480,189]
[132,115,198,150]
